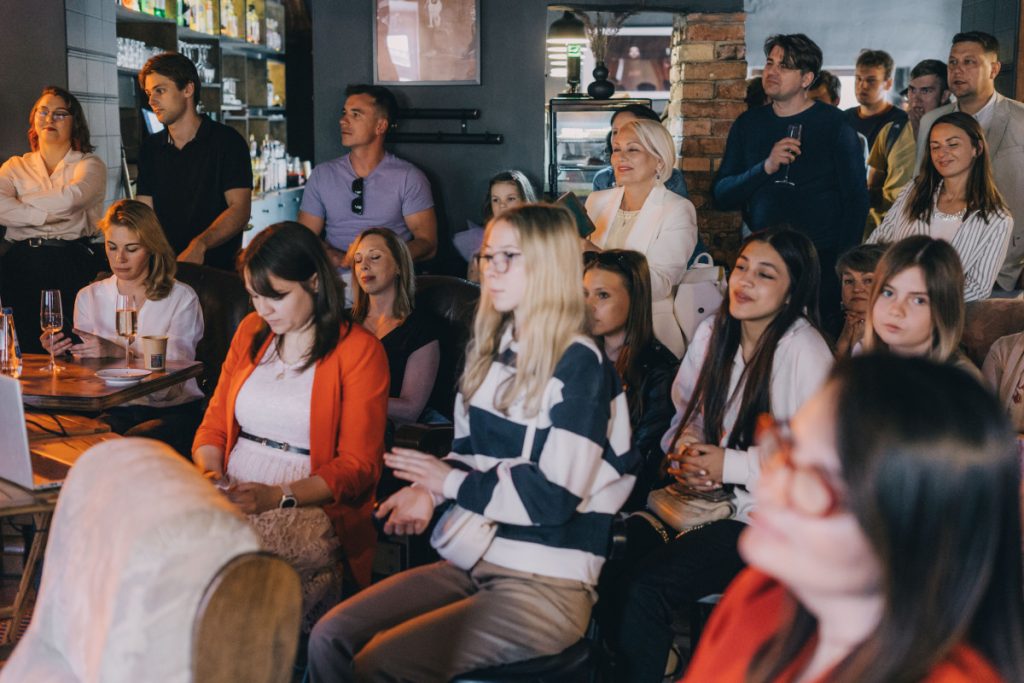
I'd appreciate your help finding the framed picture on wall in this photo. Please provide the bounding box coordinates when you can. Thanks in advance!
[374,0,481,85]
[583,27,673,101]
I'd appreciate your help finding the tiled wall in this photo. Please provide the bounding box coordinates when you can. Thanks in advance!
[66,0,123,206]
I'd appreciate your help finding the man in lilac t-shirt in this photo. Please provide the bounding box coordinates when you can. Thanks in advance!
[299,84,437,268]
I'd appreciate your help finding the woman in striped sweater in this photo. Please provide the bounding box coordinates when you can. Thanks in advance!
[308,204,637,682]
[867,112,1011,301]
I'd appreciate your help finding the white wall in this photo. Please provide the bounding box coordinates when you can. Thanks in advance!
[744,0,962,73]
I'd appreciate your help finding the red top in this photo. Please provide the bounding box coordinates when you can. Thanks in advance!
[194,313,390,587]
[683,568,1003,683]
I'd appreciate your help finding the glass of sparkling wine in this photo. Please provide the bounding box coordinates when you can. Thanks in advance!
[40,290,64,373]
[775,123,803,186]
[115,294,138,368]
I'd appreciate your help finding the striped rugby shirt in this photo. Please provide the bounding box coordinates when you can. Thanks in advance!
[867,185,1013,301]
[439,327,638,585]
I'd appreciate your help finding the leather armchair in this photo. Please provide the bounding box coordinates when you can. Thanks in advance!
[962,298,1024,367]
[175,262,252,396]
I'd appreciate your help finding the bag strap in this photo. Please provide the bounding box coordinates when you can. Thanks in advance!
[884,119,906,157]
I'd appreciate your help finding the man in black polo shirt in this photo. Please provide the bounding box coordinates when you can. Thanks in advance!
[136,53,251,270]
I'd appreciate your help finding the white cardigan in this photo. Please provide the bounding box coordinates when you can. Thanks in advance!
[867,184,1013,302]
[660,316,834,524]
[585,183,698,357]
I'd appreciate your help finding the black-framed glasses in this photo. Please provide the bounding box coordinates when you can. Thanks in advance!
[475,251,522,274]
[755,413,844,518]
[35,109,72,122]
[351,176,364,215]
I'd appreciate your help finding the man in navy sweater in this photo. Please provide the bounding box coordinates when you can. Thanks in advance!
[714,33,868,332]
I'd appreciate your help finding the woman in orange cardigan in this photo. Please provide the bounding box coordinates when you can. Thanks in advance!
[683,355,1024,683]
[192,222,389,629]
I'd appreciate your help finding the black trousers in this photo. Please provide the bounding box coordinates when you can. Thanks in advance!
[99,399,205,458]
[601,519,747,683]
[0,240,103,354]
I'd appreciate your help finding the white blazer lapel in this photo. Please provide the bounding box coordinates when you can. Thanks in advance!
[985,93,1011,156]
[624,184,666,254]
[591,186,625,247]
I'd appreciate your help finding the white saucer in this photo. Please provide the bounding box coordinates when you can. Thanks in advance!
[96,368,152,386]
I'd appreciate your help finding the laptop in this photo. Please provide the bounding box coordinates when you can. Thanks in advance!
[0,375,118,491]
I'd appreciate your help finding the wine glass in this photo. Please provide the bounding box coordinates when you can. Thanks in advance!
[774,123,803,186]
[40,290,64,373]
[115,294,138,368]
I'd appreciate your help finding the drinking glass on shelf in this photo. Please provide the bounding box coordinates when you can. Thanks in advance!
[774,123,803,186]
[115,294,138,368]
[40,290,64,374]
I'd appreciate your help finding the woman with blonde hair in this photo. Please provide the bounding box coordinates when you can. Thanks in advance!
[308,204,637,681]
[43,199,204,453]
[863,235,978,375]
[349,227,441,426]
[585,118,698,358]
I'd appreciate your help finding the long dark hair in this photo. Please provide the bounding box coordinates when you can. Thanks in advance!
[907,112,1007,223]
[583,249,653,423]
[28,86,94,153]
[677,229,823,450]
[240,222,350,370]
[748,355,1024,683]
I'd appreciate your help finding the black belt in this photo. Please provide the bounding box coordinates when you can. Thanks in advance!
[18,237,94,249]
[238,430,311,455]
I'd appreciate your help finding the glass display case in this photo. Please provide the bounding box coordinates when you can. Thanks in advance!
[546,97,652,197]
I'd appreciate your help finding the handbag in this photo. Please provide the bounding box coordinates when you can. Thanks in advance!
[646,483,734,533]
[430,422,538,569]
[673,252,727,345]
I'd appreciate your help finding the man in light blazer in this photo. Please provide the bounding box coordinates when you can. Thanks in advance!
[915,31,1024,291]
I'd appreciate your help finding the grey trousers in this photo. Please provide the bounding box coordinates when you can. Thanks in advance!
[307,559,596,682]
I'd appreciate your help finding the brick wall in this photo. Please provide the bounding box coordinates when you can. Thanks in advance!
[668,12,747,264]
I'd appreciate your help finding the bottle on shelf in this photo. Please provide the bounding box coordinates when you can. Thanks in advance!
[246,4,260,44]
[204,0,215,35]
[221,0,239,38]
[152,0,166,18]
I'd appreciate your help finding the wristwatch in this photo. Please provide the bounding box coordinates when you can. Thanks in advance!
[279,483,298,509]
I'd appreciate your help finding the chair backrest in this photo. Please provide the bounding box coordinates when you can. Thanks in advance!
[192,553,301,683]
[0,438,269,683]
[962,298,1024,367]
[175,262,252,395]
[414,275,480,421]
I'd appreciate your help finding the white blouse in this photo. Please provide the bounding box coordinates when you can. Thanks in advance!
[74,276,204,407]
[661,316,834,523]
[0,150,106,241]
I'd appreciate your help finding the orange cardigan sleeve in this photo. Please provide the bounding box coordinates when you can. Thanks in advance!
[192,313,264,455]
[311,323,390,505]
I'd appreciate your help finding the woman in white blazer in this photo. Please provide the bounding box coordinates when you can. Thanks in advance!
[585,119,698,357]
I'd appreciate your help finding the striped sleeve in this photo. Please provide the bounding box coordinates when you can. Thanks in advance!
[445,342,636,527]
[957,212,1012,302]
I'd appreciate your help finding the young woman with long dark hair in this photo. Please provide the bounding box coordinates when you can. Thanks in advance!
[867,112,1011,301]
[606,229,834,683]
[685,355,1024,682]
[583,249,678,509]
[192,221,389,628]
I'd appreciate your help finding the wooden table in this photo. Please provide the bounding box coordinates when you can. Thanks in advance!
[17,354,203,412]
[0,480,58,645]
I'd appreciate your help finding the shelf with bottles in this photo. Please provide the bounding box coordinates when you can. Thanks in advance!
[117,0,177,23]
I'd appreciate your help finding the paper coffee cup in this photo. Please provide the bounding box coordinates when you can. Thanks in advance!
[142,335,168,371]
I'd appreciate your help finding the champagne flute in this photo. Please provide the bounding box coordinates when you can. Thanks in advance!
[40,290,64,373]
[774,123,803,186]
[115,294,138,368]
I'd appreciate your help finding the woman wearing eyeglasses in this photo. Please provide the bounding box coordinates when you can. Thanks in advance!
[584,119,698,359]
[684,355,1024,682]
[0,86,107,352]
[605,229,834,683]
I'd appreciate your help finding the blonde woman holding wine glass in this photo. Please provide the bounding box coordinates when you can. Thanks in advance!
[41,200,204,455]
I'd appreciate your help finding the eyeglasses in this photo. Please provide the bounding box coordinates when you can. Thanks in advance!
[351,177,364,216]
[583,250,631,270]
[35,109,72,122]
[475,251,522,274]
[755,413,844,517]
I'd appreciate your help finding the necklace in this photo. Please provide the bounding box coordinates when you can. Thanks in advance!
[934,206,967,221]
[273,348,305,381]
